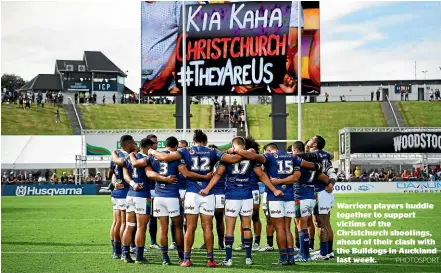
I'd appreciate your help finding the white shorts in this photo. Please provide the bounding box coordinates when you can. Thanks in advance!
[225,199,253,217]
[126,196,151,215]
[314,190,335,215]
[267,201,295,218]
[179,189,186,200]
[215,194,226,209]
[184,192,215,216]
[252,190,260,205]
[112,197,127,211]
[153,197,181,218]
[262,192,268,211]
[150,190,156,198]
[295,199,315,218]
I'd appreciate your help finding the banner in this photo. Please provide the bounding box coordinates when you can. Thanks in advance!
[84,130,236,156]
[63,81,92,91]
[93,82,117,92]
[333,182,441,194]
[1,184,97,196]
[350,131,441,153]
[140,1,320,96]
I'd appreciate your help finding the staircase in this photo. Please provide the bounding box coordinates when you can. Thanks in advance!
[65,99,86,135]
[380,100,406,128]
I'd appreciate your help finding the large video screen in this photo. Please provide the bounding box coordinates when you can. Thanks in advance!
[141,1,320,96]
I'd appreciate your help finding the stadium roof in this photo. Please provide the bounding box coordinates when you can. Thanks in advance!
[18,74,62,91]
[54,51,127,76]
[322,79,441,87]
[1,136,108,169]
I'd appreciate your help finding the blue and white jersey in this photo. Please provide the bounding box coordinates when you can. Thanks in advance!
[264,151,302,201]
[293,166,316,200]
[211,162,226,195]
[220,160,257,200]
[180,146,224,194]
[250,170,259,191]
[312,149,332,192]
[147,151,181,198]
[111,150,130,199]
[125,153,151,198]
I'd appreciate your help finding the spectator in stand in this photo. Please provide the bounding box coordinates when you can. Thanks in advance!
[7,172,16,184]
[387,169,396,181]
[401,170,410,181]
[369,169,379,182]
[324,92,329,102]
[337,170,345,182]
[405,89,409,101]
[2,172,7,183]
[85,174,93,184]
[428,170,437,181]
[376,89,381,101]
[113,93,116,104]
[400,89,404,101]
[430,89,434,101]
[68,170,75,184]
[102,95,106,104]
[412,168,419,179]
[16,171,25,183]
[354,166,361,179]
[435,89,440,101]
[55,109,60,123]
[378,168,387,182]
[51,173,59,184]
[371,90,374,101]
[360,171,369,182]
[94,172,103,184]
[75,93,78,104]
[221,97,226,109]
[38,173,47,184]
[27,173,34,184]
[61,172,69,184]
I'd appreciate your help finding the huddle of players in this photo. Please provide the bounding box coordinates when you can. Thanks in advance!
[108,130,337,267]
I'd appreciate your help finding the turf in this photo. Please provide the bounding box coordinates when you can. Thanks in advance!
[397,101,441,127]
[1,104,72,135]
[246,102,387,154]
[2,193,440,273]
[80,104,212,130]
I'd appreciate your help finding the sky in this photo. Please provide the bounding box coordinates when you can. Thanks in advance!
[1,0,440,92]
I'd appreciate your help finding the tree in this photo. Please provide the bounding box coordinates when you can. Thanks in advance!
[1,74,26,92]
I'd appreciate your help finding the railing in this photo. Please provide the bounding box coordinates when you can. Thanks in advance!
[67,96,83,131]
[385,94,401,129]
[240,97,249,137]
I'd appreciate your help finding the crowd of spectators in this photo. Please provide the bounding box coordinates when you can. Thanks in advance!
[338,166,441,182]
[1,170,106,185]
[1,90,63,110]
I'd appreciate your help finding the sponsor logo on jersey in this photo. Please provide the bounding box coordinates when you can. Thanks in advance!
[190,149,195,155]
[273,153,279,158]
[154,208,160,213]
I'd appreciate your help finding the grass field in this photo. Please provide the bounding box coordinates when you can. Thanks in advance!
[1,104,72,135]
[246,102,387,154]
[80,104,212,130]
[2,193,440,273]
[397,101,441,127]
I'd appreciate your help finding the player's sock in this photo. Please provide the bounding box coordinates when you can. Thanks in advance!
[115,241,122,255]
[244,238,252,259]
[295,237,300,249]
[136,246,144,261]
[300,229,310,258]
[279,249,287,262]
[184,251,192,262]
[319,241,328,256]
[267,236,274,247]
[328,240,333,254]
[149,218,157,245]
[177,245,184,260]
[122,245,130,258]
[111,240,115,254]
[254,236,261,245]
[287,248,294,260]
[207,252,214,262]
[310,237,315,250]
[225,236,234,260]
[160,246,169,261]
[170,222,176,244]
